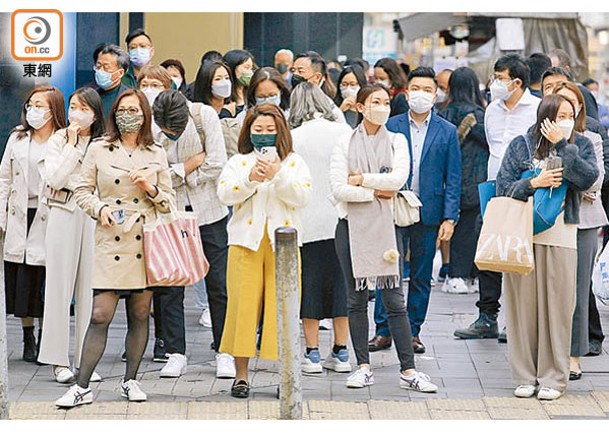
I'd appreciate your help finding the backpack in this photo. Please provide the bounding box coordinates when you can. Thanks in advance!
[189,103,207,151]
[219,117,240,159]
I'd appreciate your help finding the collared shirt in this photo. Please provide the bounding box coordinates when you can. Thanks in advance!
[409,111,432,195]
[485,88,540,180]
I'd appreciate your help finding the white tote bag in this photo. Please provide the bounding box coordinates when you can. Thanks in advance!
[394,190,422,227]
[592,241,609,305]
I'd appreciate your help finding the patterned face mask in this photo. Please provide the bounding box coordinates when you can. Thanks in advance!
[115,112,144,135]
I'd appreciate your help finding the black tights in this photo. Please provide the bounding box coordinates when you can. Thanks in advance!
[77,290,153,389]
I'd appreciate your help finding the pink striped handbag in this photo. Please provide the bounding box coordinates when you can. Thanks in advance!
[143,210,209,287]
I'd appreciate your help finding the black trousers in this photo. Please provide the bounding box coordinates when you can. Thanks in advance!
[449,207,481,279]
[153,286,185,354]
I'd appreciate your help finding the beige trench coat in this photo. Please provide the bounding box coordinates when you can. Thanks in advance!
[0,130,49,266]
[74,138,175,290]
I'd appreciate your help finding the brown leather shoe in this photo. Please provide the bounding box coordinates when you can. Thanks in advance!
[412,336,426,354]
[368,335,392,352]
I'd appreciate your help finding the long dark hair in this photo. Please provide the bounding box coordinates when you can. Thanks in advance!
[246,67,290,111]
[193,60,232,106]
[447,67,486,108]
[532,94,575,160]
[374,57,407,91]
[355,84,391,125]
[15,86,66,140]
[223,49,256,101]
[334,64,367,107]
[238,103,292,160]
[106,89,155,146]
[69,87,105,140]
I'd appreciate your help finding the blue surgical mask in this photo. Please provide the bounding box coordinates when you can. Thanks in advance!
[255,94,281,107]
[95,68,115,90]
[129,48,152,68]
[163,130,182,141]
[251,133,277,150]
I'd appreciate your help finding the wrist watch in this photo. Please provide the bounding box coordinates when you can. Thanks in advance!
[445,219,456,225]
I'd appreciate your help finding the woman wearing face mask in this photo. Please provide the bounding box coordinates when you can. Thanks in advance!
[160,59,188,94]
[0,86,66,363]
[222,49,256,116]
[335,65,367,128]
[437,67,489,294]
[289,83,353,375]
[193,60,236,119]
[236,67,291,129]
[497,94,598,401]
[329,84,437,393]
[373,58,409,117]
[552,81,608,381]
[38,88,105,383]
[56,89,174,408]
[137,64,173,140]
[217,103,312,399]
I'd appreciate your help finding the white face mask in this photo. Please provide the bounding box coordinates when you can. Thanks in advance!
[490,79,515,102]
[408,90,435,114]
[141,87,162,107]
[376,79,391,89]
[340,85,360,100]
[68,109,95,129]
[436,89,447,104]
[26,107,51,130]
[171,76,183,89]
[557,119,575,140]
[364,105,390,126]
[212,79,232,99]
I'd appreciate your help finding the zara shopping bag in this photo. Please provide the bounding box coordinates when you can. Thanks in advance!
[474,196,534,275]
[143,209,209,286]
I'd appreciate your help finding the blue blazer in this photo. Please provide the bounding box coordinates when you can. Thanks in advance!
[386,111,461,226]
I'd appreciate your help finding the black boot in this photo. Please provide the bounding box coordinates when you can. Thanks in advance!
[453,312,499,339]
[22,326,37,362]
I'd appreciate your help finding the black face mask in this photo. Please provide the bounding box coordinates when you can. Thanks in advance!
[276,63,288,74]
[291,74,308,89]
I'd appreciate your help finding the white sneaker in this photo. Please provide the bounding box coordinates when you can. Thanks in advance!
[198,308,212,328]
[514,385,537,398]
[53,366,74,384]
[442,277,469,294]
[400,370,438,393]
[322,350,352,373]
[346,367,374,388]
[216,353,236,379]
[90,371,102,382]
[160,353,187,378]
[120,379,147,402]
[467,278,480,294]
[302,349,323,374]
[537,386,562,400]
[319,319,333,330]
[55,384,92,408]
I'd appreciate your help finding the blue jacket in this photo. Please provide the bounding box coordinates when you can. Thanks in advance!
[386,111,462,226]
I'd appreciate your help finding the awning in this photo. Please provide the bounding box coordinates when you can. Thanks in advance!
[396,13,468,41]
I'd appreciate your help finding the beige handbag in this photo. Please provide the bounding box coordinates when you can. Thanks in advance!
[394,190,422,227]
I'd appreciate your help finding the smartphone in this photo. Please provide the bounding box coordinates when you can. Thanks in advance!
[112,209,125,225]
[546,156,563,170]
[255,146,278,162]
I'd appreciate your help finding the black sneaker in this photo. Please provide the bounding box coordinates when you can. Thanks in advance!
[453,313,499,339]
[497,326,507,343]
[153,338,169,362]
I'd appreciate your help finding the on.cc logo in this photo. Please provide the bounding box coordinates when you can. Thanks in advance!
[23,16,52,45]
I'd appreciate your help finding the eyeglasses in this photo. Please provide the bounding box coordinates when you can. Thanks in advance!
[24,103,50,111]
[94,64,122,74]
[489,75,513,84]
[115,107,141,115]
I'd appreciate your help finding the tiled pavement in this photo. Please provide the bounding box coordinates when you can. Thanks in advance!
[4,274,609,419]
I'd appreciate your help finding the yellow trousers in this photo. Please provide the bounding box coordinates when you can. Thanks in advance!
[220,231,300,360]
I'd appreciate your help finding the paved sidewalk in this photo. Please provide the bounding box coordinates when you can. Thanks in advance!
[5,276,609,419]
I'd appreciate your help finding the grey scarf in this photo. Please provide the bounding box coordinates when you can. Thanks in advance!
[347,123,400,291]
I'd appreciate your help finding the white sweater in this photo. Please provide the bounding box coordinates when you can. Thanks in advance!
[292,118,353,243]
[329,128,410,219]
[217,151,313,251]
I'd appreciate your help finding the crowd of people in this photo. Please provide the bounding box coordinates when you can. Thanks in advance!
[1,27,607,407]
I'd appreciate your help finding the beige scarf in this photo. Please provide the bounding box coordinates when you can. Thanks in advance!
[347,123,400,291]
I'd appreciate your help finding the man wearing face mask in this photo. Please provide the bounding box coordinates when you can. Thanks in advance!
[274,49,294,89]
[370,67,461,355]
[93,44,130,118]
[291,51,346,124]
[453,54,540,343]
[122,29,155,89]
[435,69,452,111]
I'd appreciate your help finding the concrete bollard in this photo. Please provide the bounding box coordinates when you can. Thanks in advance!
[274,227,302,420]
[0,233,8,419]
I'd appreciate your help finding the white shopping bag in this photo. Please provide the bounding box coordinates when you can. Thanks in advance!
[592,242,609,305]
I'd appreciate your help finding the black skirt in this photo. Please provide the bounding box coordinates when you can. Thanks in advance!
[4,208,45,318]
[300,239,348,319]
